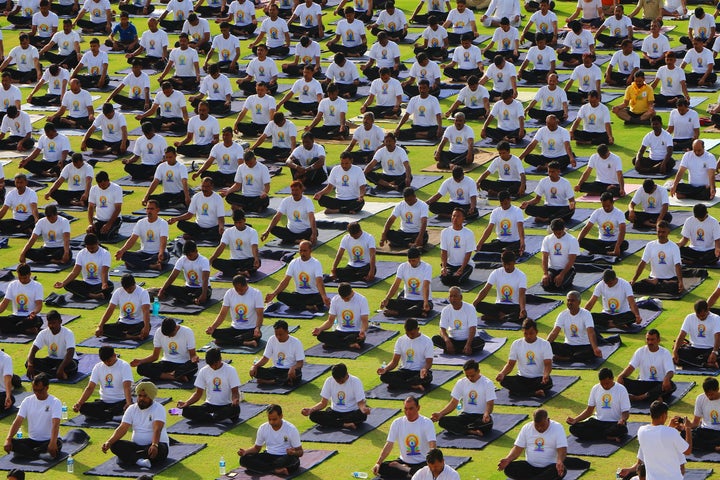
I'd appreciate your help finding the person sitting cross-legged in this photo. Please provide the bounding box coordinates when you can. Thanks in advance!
[379,188,429,249]
[44,153,93,208]
[193,127,244,189]
[249,320,304,386]
[617,328,677,403]
[237,404,303,476]
[569,90,613,146]
[18,204,71,266]
[26,309,78,380]
[377,318,434,391]
[427,166,478,219]
[546,291,602,364]
[0,106,34,152]
[434,112,474,168]
[167,177,225,242]
[584,269,642,331]
[155,240,212,305]
[630,220,684,296]
[312,283,369,350]
[301,362,370,429]
[328,221,376,283]
[208,209,261,279]
[518,114,575,172]
[669,139,716,201]
[80,103,129,157]
[264,240,330,311]
[677,203,720,266]
[177,348,241,423]
[130,317,199,383]
[261,180,317,245]
[364,132,411,193]
[115,199,169,271]
[574,144,623,197]
[688,377,720,452]
[0,263,43,336]
[626,179,671,230]
[73,346,133,421]
[432,287,484,355]
[520,162,575,224]
[439,209,474,286]
[221,151,271,213]
[577,192,629,256]
[206,275,264,347]
[313,152,366,215]
[496,319,553,397]
[54,233,114,301]
[476,143,526,198]
[473,250,527,323]
[95,274,151,341]
[286,132,327,189]
[672,300,720,370]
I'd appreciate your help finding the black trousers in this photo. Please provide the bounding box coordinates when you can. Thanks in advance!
[479,179,521,196]
[239,80,279,96]
[136,360,198,381]
[527,108,564,122]
[0,314,42,334]
[212,326,258,345]
[380,368,433,389]
[505,460,564,480]
[164,285,212,305]
[484,126,521,143]
[654,94,684,108]
[680,247,719,266]
[254,146,290,164]
[113,94,148,111]
[327,43,367,56]
[124,163,157,181]
[579,238,629,255]
[177,143,213,157]
[413,45,448,61]
[308,125,348,140]
[334,264,370,282]
[76,74,109,89]
[25,246,65,264]
[428,201,476,218]
[378,460,426,480]
[0,135,33,151]
[28,94,62,106]
[0,217,34,236]
[24,159,61,177]
[317,329,364,348]
[476,302,521,322]
[118,3,155,13]
[6,15,31,27]
[277,291,323,309]
[167,76,200,92]
[126,56,167,70]
[412,11,448,24]
[365,171,407,190]
[385,297,432,316]
[235,122,266,138]
[578,181,619,196]
[42,50,79,69]
[438,413,493,436]
[111,440,169,465]
[439,264,473,286]
[570,418,628,440]
[290,158,327,187]
[443,66,482,81]
[625,210,672,228]
[86,138,122,155]
[11,438,63,459]
[93,218,122,242]
[623,378,676,403]
[121,250,168,270]
[80,399,126,421]
[50,189,85,206]
[525,205,574,223]
[3,68,37,83]
[148,192,186,209]
[317,196,364,213]
[240,452,300,474]
[270,226,312,244]
[573,130,609,145]
[76,18,108,32]
[65,279,114,300]
[519,69,550,84]
[178,221,221,242]
[255,366,302,385]
[566,90,590,106]
[500,375,553,397]
[145,115,186,133]
[203,171,235,189]
[309,408,367,428]
[229,23,257,37]
[431,334,485,353]
[479,239,521,255]
[676,345,714,368]
[437,150,470,167]
[692,427,720,452]
[550,342,595,362]
[365,104,400,119]
[632,277,679,295]
[525,154,570,170]
[32,356,79,379]
[541,268,576,292]
[386,230,428,249]
[685,72,717,87]
[102,321,143,340]
[212,257,259,276]
[182,402,240,423]
[591,311,636,330]
[675,183,712,200]
[55,115,92,129]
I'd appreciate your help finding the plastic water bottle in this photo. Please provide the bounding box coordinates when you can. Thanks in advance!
[152,298,160,317]
[219,456,226,475]
[67,454,74,473]
[352,473,368,478]
[62,402,68,420]
[456,399,463,412]
[380,361,386,370]
[616,468,622,479]
[16,427,21,439]
[253,357,259,365]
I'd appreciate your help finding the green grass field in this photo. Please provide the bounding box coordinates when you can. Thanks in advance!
[0,0,718,478]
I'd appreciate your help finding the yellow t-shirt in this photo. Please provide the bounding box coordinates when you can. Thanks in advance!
[624,83,655,113]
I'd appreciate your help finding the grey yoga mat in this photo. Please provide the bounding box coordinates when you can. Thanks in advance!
[566,421,644,456]
[494,375,580,407]
[304,327,399,359]
[166,401,269,436]
[436,412,528,450]
[239,363,332,395]
[365,369,462,400]
[84,440,207,477]
[299,407,400,443]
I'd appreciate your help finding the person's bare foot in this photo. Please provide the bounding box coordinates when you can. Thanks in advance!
[467,429,484,437]
[88,292,105,300]
[70,199,84,206]
[256,378,276,385]
[349,342,361,350]
[274,468,289,476]
[148,262,162,271]
[342,422,357,429]
[629,393,648,402]
[607,436,622,443]
[243,340,258,348]
[534,389,546,397]
[410,384,426,392]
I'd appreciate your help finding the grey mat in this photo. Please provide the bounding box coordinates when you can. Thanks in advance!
[219,449,337,480]
[474,234,544,264]
[523,208,594,230]
[211,258,286,283]
[368,298,447,325]
[139,359,224,390]
[676,366,720,376]
[686,83,720,92]
[430,267,493,293]
[683,469,714,478]
[494,375,580,406]
[239,363,331,394]
[154,288,224,315]
[70,221,135,246]
[428,208,490,228]
[518,73,571,87]
[61,397,172,429]
[263,301,327,319]
[77,315,182,349]
[625,210,693,235]
[624,168,677,179]
[84,441,206,477]
[166,401,268,436]
[45,292,108,310]
[524,157,587,176]
[20,352,98,384]
[0,429,89,473]
[367,175,442,197]
[432,331,507,366]
[115,175,153,187]
[477,295,562,330]
[436,412,527,450]
[0,314,80,344]
[54,128,90,136]
[526,271,605,296]
[575,239,647,265]
[552,341,620,370]
[127,126,185,136]
[322,260,400,288]
[374,456,471,480]
[9,259,73,273]
[628,381,695,414]
[566,421,644,456]
[198,325,300,354]
[650,275,707,300]
[109,262,174,278]
[304,327,398,359]
[599,306,663,334]
[542,467,589,480]
[299,407,399,443]
[687,449,720,463]
[264,229,343,249]
[365,368,461,400]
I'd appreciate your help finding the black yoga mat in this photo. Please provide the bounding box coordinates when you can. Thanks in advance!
[220,449,337,480]
[494,375,580,407]
[78,316,183,349]
[552,341,621,370]
[154,288,224,315]
[436,412,528,450]
[198,325,299,355]
[524,157,588,176]
[473,235,544,264]
[476,295,562,331]
[210,259,286,283]
[683,469,714,479]
[687,449,720,463]
[629,381,696,414]
[566,421,644,456]
[365,369,461,400]
[239,363,331,395]
[263,301,328,320]
[0,314,80,344]
[427,208,490,228]
[84,440,207,477]
[322,260,401,288]
[0,429,89,473]
[305,327,398,360]
[526,271,606,296]
[299,407,399,444]
[166,401,268,436]
[45,292,108,310]
[624,168,677,179]
[432,331,507,366]
[373,456,471,480]
[648,275,707,300]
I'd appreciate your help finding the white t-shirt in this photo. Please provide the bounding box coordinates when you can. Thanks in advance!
[293,40,321,66]
[421,25,448,49]
[182,17,211,44]
[235,162,271,197]
[133,134,167,166]
[393,332,433,371]
[533,126,570,158]
[637,424,687,480]
[554,308,594,345]
[79,50,108,76]
[629,345,675,381]
[601,14,632,37]
[690,12,715,39]
[0,351,11,394]
[290,78,323,104]
[534,177,574,206]
[243,94,276,125]
[153,324,195,363]
[75,246,111,285]
[255,420,301,455]
[528,10,557,35]
[139,29,169,58]
[694,393,720,430]
[533,86,567,112]
[668,109,699,140]
[609,50,640,74]
[220,225,258,262]
[509,337,552,377]
[515,420,567,468]
[387,415,436,464]
[41,67,70,96]
[263,120,296,149]
[173,254,210,288]
[329,292,369,332]
[153,89,186,118]
[33,325,75,359]
[339,231,375,267]
[121,401,169,445]
[631,185,669,214]
[525,45,556,69]
[397,261,433,302]
[211,141,244,174]
[588,381,630,422]
[228,0,254,24]
[437,176,478,205]
[278,195,314,233]
[245,57,279,82]
[441,125,474,154]
[641,33,670,58]
[37,132,70,162]
[3,187,37,222]
[641,239,681,279]
[199,73,233,101]
[368,40,400,68]
[392,200,429,233]
[211,34,240,63]
[681,214,720,251]
[587,152,621,184]
[0,85,21,113]
[373,146,409,175]
[259,17,289,48]
[487,267,526,304]
[89,357,133,403]
[121,71,151,100]
[61,89,93,119]
[91,112,126,143]
[369,77,403,107]
[563,29,594,54]
[680,312,720,348]
[195,362,241,405]
[188,192,225,229]
[408,60,441,85]
[679,150,714,187]
[32,215,70,248]
[325,59,360,84]
[290,143,325,167]
[317,97,347,127]
[486,156,523,182]
[187,115,220,146]
[450,45,483,69]
[222,285,263,329]
[50,30,80,56]
[320,374,365,412]
[18,394,62,441]
[439,301,477,340]
[286,257,323,294]
[82,0,110,22]
[569,63,602,92]
[376,8,406,32]
[406,95,442,128]
[592,277,634,314]
[488,205,525,243]
[446,8,474,33]
[489,99,524,130]
[441,226,475,266]
[656,66,686,97]
[588,206,626,242]
[154,161,188,194]
[450,374,495,413]
[166,0,192,20]
[327,164,365,200]
[541,232,580,270]
[682,47,714,73]
[263,334,304,369]
[490,25,519,52]
[8,45,39,71]
[109,285,150,324]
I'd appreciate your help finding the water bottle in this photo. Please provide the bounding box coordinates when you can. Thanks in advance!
[152,298,160,317]
[62,402,68,420]
[456,399,463,412]
[352,473,368,479]
[616,468,622,480]
[380,361,386,370]
[253,357,259,365]
[67,454,74,473]
[16,427,22,439]
[219,456,226,475]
